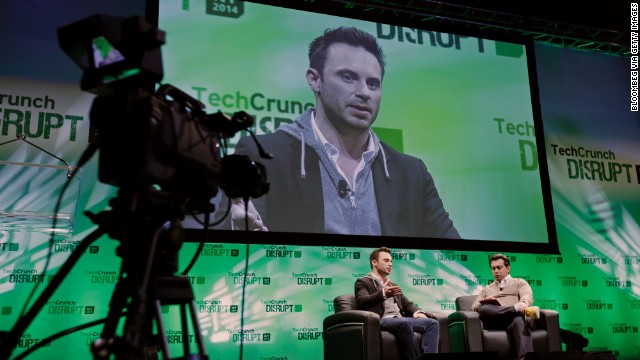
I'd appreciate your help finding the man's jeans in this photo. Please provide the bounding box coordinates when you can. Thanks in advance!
[380,316,439,360]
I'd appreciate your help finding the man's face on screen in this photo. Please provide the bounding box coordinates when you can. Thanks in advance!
[315,43,382,135]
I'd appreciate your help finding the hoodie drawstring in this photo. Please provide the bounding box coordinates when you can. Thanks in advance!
[299,129,390,181]
[300,132,306,180]
[378,144,391,180]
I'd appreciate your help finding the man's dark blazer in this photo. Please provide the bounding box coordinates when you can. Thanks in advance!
[234,128,459,238]
[354,276,426,318]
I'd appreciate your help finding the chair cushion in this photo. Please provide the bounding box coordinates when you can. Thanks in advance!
[334,294,358,312]
[482,329,512,358]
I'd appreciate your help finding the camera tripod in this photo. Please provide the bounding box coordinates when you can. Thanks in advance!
[87,187,209,360]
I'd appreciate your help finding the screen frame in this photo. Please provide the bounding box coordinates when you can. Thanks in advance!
[148,0,559,254]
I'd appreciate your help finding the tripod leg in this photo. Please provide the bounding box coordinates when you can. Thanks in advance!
[153,276,209,359]
[91,277,133,360]
[188,301,207,355]
[152,299,171,358]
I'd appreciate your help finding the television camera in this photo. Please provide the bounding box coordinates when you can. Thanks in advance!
[0,14,269,360]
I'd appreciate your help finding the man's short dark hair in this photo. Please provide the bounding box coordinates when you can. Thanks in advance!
[308,26,386,79]
[369,247,391,268]
[489,253,510,267]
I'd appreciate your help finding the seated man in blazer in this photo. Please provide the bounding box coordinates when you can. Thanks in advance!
[355,247,439,360]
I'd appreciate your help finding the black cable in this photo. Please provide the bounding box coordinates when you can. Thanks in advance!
[188,196,231,228]
[1,226,106,360]
[238,199,251,360]
[20,137,73,178]
[181,196,231,276]
[180,212,209,276]
[0,136,22,147]
[18,144,98,319]
[12,312,126,360]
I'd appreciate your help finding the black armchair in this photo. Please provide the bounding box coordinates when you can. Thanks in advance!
[448,295,562,359]
[323,294,450,360]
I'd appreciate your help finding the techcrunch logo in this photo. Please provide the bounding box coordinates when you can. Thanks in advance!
[292,272,332,286]
[197,299,238,313]
[261,300,302,313]
[549,144,639,184]
[1,242,19,251]
[436,251,467,262]
[191,87,313,116]
[535,255,563,264]
[628,299,640,310]
[514,275,542,287]
[80,330,101,345]
[292,327,323,341]
[322,247,360,260]
[54,239,81,253]
[563,322,593,335]
[609,322,639,334]
[459,275,487,286]
[558,276,588,287]
[0,93,84,142]
[352,273,369,279]
[177,274,206,285]
[624,255,640,265]
[603,276,631,288]
[191,86,310,137]
[323,299,334,312]
[58,241,98,254]
[228,329,271,342]
[436,299,456,311]
[45,300,95,315]
[376,24,487,54]
[228,271,271,285]
[579,254,608,265]
[536,299,569,311]
[1,306,12,315]
[391,250,415,261]
[262,245,301,258]
[166,330,198,344]
[3,269,47,284]
[85,270,121,284]
[494,118,538,171]
[14,333,48,349]
[583,299,613,310]
[407,274,443,286]
[201,244,239,257]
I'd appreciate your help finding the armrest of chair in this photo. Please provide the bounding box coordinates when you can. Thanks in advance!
[447,311,483,353]
[323,310,381,360]
[430,313,450,353]
[324,310,381,331]
[539,309,562,351]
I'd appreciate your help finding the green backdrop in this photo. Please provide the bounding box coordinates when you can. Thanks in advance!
[0,1,639,359]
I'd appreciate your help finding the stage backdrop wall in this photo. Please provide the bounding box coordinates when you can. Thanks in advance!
[0,1,638,359]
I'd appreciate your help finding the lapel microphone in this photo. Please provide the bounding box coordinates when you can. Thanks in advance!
[338,179,349,199]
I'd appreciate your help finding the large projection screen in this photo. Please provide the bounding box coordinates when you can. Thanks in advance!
[156,0,558,253]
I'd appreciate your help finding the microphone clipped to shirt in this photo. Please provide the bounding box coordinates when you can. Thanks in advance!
[338,179,349,199]
[338,179,357,208]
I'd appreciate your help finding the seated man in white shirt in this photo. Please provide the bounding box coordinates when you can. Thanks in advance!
[472,253,540,360]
